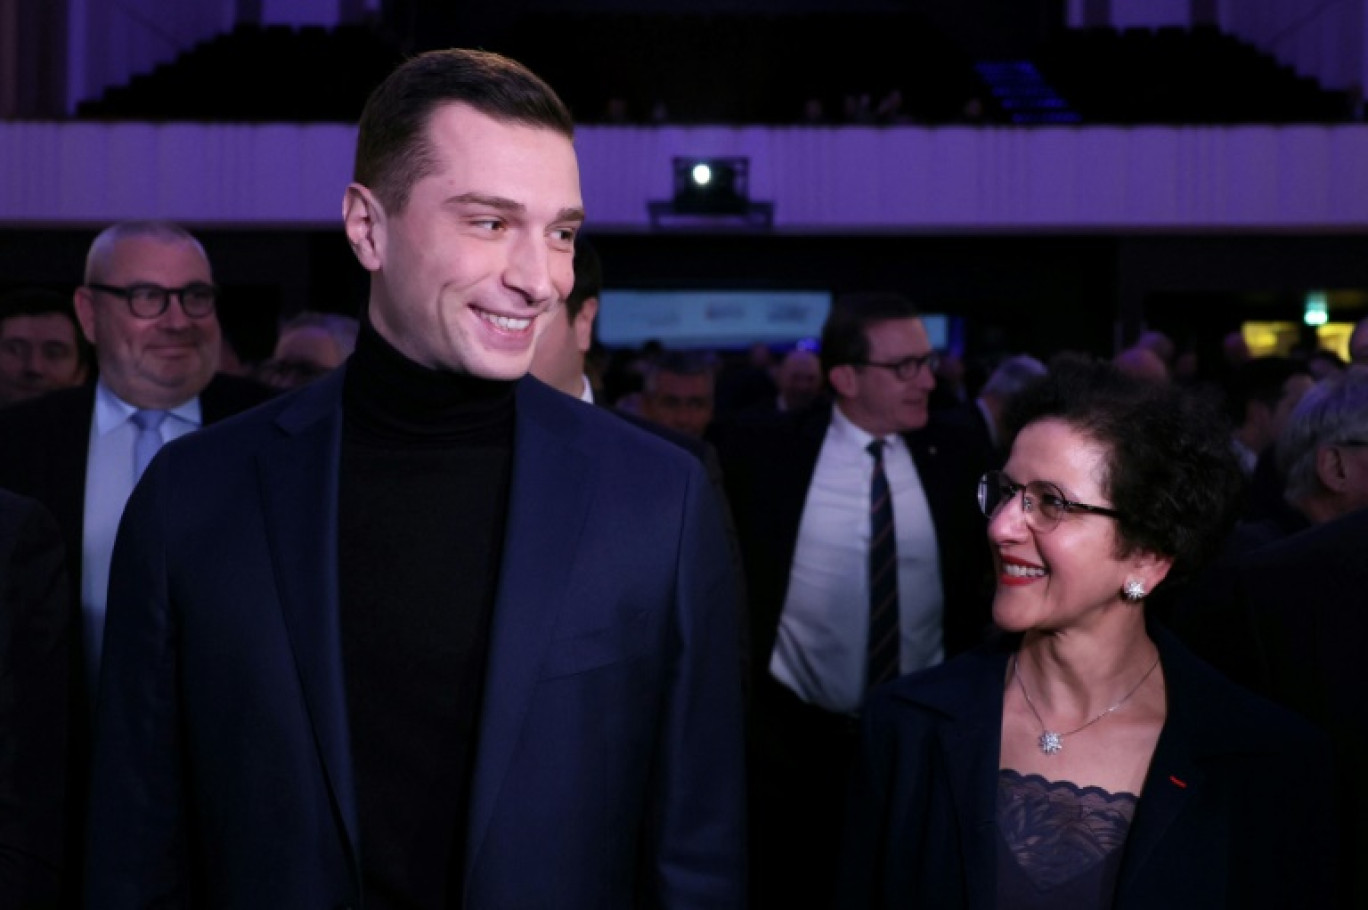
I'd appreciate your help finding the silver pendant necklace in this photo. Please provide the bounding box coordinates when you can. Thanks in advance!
[1012,652,1161,755]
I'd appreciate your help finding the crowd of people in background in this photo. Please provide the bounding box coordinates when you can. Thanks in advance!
[3,222,1368,906]
[2,43,1367,910]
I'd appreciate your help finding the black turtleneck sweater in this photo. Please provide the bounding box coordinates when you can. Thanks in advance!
[339,320,516,910]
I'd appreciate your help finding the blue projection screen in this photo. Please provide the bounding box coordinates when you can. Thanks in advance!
[596,289,948,351]
[596,290,831,348]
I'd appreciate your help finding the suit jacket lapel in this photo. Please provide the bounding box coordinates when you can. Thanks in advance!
[1116,734,1203,906]
[902,645,1008,910]
[1115,628,1205,904]
[905,427,952,547]
[772,402,829,547]
[54,386,97,577]
[255,371,360,864]
[466,379,594,874]
[939,716,1002,910]
[769,403,832,588]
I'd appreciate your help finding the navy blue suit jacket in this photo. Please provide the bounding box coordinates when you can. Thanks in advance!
[837,627,1338,909]
[85,370,746,909]
[0,373,273,907]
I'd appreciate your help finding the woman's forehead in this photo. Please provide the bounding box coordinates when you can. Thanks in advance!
[1007,419,1112,496]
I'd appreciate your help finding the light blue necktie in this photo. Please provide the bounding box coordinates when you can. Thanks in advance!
[131,409,168,481]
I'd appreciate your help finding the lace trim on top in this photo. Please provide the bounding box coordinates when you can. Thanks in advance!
[997,769,1138,893]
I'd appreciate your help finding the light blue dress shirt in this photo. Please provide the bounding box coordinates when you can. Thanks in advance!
[82,381,201,696]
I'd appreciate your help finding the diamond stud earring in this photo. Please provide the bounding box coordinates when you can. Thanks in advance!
[1122,579,1146,602]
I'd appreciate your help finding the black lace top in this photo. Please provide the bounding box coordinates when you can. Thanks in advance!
[995,769,1138,909]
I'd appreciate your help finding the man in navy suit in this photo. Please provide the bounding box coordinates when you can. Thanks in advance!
[85,49,744,909]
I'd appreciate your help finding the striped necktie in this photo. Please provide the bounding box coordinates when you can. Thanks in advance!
[867,438,899,689]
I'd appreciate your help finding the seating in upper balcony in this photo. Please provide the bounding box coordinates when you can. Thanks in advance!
[72,18,1352,126]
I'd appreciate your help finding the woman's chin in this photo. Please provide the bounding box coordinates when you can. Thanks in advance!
[991,591,1039,634]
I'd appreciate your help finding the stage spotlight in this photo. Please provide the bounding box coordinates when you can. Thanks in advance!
[673,157,747,215]
[648,156,773,229]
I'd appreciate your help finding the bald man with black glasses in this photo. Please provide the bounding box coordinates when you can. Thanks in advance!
[0,220,272,904]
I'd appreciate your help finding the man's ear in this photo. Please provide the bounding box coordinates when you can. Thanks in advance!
[573,296,598,355]
[343,183,385,273]
[72,288,98,346]
[1316,445,1348,493]
[828,364,857,399]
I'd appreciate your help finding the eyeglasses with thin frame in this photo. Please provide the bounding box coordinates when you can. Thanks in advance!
[87,282,218,319]
[853,351,940,381]
[977,469,1123,532]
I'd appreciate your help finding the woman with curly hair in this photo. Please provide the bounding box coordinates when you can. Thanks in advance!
[837,356,1337,908]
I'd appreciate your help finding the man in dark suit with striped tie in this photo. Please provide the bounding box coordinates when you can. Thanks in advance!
[716,292,992,908]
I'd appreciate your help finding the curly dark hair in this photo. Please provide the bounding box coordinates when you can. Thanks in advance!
[1002,355,1244,592]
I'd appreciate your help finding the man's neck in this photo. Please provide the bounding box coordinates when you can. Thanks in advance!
[97,377,199,413]
[1293,493,1340,526]
[835,399,891,438]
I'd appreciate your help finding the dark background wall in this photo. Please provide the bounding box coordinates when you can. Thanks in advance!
[5,227,1363,363]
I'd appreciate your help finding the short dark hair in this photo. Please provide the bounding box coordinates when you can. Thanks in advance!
[354,48,576,213]
[1,287,74,323]
[819,292,921,381]
[1004,355,1243,591]
[0,287,92,369]
[566,235,602,321]
[645,351,715,394]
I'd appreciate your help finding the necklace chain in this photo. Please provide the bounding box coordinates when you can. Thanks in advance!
[1012,652,1161,755]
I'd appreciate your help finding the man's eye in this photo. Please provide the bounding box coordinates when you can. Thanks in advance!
[472,219,505,232]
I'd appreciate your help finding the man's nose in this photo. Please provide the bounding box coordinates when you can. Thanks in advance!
[158,294,196,329]
[503,235,555,307]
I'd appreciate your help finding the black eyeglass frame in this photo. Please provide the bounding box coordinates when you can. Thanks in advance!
[977,469,1124,530]
[86,282,219,319]
[852,351,941,381]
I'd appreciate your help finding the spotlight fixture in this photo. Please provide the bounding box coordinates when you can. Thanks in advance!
[648,156,774,229]
[674,157,746,214]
